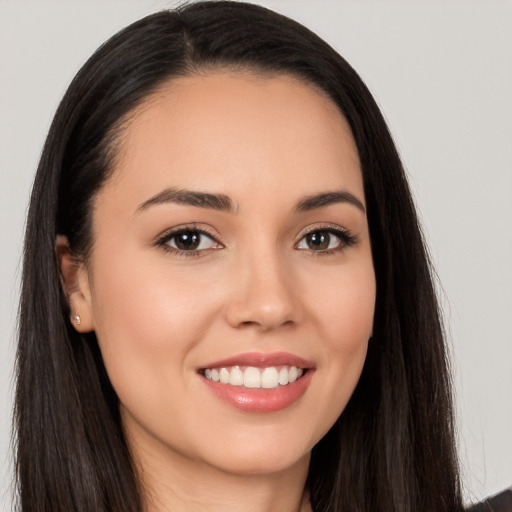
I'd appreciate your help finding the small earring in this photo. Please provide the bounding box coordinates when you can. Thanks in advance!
[73,315,81,326]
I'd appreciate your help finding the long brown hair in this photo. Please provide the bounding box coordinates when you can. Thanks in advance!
[16,2,463,510]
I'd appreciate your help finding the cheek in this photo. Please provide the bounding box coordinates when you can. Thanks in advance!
[326,266,375,375]
[87,251,220,406]
[307,257,375,346]
[302,259,375,427]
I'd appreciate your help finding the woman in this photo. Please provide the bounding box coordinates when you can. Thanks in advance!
[15,2,464,511]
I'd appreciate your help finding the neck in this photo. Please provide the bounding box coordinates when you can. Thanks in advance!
[131,437,311,512]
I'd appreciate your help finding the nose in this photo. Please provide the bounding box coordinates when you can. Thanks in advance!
[224,249,301,332]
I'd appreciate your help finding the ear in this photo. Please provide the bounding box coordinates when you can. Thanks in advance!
[55,235,95,332]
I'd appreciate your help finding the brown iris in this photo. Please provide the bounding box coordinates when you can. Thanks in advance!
[173,231,201,250]
[305,231,331,250]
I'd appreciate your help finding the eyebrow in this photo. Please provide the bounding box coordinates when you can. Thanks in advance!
[295,191,366,213]
[136,187,235,213]
[136,187,365,215]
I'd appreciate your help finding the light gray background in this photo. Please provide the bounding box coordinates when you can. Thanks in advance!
[1,1,511,509]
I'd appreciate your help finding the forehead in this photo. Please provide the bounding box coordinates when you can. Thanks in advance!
[103,71,363,209]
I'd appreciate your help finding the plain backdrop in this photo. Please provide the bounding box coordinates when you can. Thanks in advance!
[1,1,511,509]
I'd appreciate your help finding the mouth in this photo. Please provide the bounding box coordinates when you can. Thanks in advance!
[200,365,306,389]
[198,352,314,413]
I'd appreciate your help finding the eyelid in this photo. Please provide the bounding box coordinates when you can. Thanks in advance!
[295,222,358,252]
[155,222,220,239]
[296,222,352,239]
[155,223,224,254]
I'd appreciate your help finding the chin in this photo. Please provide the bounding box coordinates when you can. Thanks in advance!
[205,448,311,477]
[194,428,315,477]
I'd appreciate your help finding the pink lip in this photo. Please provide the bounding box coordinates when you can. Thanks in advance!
[199,352,315,413]
[200,351,314,370]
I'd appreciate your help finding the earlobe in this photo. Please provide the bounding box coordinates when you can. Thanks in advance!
[55,235,95,332]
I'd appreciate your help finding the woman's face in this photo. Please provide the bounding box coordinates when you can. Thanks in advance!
[72,72,375,477]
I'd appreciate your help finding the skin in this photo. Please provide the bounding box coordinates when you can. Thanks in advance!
[58,71,376,512]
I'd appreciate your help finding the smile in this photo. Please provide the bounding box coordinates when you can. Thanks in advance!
[203,365,305,389]
[199,352,314,412]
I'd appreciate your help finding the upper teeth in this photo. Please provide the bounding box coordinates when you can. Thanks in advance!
[204,366,304,389]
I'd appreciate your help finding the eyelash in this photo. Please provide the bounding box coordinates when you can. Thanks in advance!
[156,224,222,259]
[296,224,358,256]
[155,223,358,258]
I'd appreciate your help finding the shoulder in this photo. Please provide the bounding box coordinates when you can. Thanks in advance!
[467,488,512,512]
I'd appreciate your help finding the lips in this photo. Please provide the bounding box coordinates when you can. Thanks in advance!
[201,351,313,370]
[199,352,314,413]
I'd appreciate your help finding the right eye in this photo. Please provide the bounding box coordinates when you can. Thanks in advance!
[157,227,223,257]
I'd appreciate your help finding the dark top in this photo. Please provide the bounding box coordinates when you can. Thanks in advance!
[467,489,512,512]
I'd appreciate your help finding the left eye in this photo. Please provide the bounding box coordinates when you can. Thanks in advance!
[165,230,218,251]
[296,230,343,251]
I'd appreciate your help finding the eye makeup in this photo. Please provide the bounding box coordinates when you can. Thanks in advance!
[154,221,358,259]
[155,223,223,258]
[295,222,358,256]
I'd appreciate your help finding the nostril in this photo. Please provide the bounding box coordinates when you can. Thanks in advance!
[236,319,295,331]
